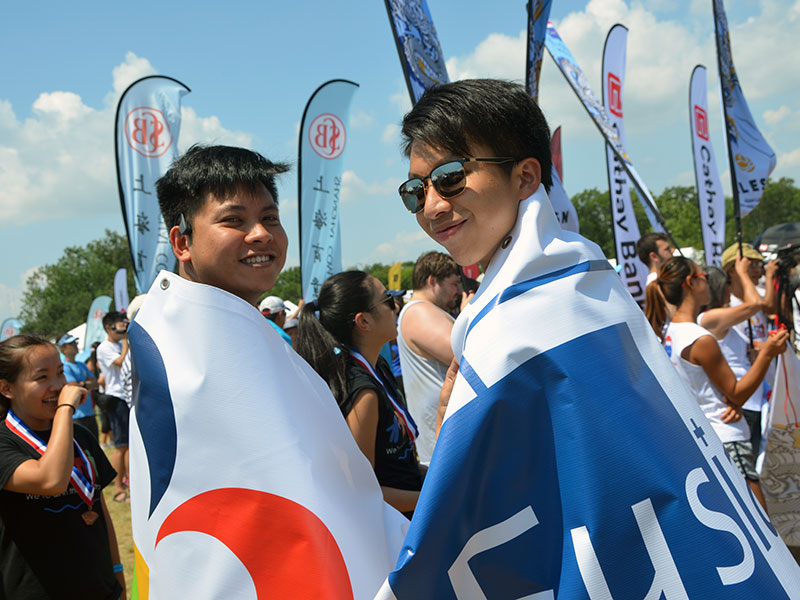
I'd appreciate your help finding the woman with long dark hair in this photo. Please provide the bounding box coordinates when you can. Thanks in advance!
[645,257,788,509]
[0,335,124,598]
[296,271,423,516]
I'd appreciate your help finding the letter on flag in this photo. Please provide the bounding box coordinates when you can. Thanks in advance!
[0,318,22,342]
[83,295,111,352]
[545,22,675,243]
[690,65,726,267]
[388,262,403,290]
[526,0,579,233]
[375,186,800,597]
[128,272,408,599]
[115,75,190,293]
[114,267,130,313]
[298,80,359,301]
[713,0,775,216]
[603,24,646,305]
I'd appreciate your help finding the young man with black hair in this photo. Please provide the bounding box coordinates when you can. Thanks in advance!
[378,79,799,596]
[636,232,674,285]
[96,311,130,502]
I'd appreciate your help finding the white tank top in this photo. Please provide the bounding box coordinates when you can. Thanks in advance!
[664,321,749,443]
[397,300,453,465]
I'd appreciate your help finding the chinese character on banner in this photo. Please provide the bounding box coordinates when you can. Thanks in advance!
[313,211,327,230]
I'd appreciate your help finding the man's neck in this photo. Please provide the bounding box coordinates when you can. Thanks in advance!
[410,288,441,309]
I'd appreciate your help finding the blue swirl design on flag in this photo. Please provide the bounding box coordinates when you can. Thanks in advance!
[128,320,177,518]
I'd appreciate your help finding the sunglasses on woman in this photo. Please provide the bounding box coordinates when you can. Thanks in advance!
[366,291,396,312]
[398,157,518,214]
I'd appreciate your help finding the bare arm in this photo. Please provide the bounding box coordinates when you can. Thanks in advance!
[700,256,762,337]
[4,385,88,495]
[109,339,129,368]
[436,358,459,437]
[762,259,779,315]
[687,330,789,406]
[345,389,420,513]
[400,303,454,365]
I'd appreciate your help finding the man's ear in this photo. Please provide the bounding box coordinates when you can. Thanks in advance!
[169,225,192,264]
[516,157,542,199]
[426,274,438,290]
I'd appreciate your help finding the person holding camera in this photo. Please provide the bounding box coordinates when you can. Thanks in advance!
[96,311,130,503]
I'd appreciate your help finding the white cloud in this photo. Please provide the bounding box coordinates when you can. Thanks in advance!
[446,31,526,82]
[381,123,401,146]
[360,230,436,265]
[778,147,800,169]
[340,170,400,204]
[349,110,375,130]
[0,52,256,226]
[763,105,792,127]
[389,88,412,115]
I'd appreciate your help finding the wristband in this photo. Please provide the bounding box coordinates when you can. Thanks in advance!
[112,563,123,573]
[56,404,76,415]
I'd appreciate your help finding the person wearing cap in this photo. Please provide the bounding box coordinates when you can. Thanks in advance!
[283,317,299,347]
[719,242,779,481]
[58,333,99,440]
[259,295,292,346]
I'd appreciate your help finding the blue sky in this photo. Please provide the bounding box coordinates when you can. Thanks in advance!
[1,0,797,325]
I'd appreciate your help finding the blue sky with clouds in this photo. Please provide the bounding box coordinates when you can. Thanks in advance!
[1,0,798,325]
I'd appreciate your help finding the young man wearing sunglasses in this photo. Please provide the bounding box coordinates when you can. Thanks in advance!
[378,79,800,596]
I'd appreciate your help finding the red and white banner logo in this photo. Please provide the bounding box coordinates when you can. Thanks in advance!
[309,113,346,160]
[694,106,709,141]
[125,107,173,158]
[607,73,623,117]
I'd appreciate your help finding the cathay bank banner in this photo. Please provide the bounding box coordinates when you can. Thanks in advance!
[690,65,726,267]
[713,0,775,216]
[115,75,190,293]
[384,0,449,103]
[527,1,579,234]
[603,24,646,305]
[298,80,358,300]
[545,21,670,238]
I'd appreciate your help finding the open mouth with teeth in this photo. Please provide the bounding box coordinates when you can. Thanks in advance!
[241,254,276,266]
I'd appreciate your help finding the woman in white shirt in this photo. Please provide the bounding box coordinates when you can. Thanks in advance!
[645,256,788,510]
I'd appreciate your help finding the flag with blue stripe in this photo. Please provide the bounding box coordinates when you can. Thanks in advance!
[376,186,800,599]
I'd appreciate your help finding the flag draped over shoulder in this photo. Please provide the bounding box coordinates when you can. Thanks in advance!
[298,80,359,301]
[762,349,800,547]
[602,24,646,305]
[690,65,726,267]
[376,187,800,598]
[713,0,775,216]
[115,76,190,294]
[128,273,408,599]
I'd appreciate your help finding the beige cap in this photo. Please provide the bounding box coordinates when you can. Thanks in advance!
[721,242,763,270]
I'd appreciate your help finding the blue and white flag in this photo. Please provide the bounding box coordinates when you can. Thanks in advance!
[713,0,775,216]
[376,186,800,598]
[603,24,646,304]
[527,1,579,234]
[298,80,358,301]
[114,267,130,313]
[128,272,408,599]
[384,0,449,104]
[0,318,22,342]
[115,75,190,293]
[690,65,726,267]
[545,21,667,237]
[83,295,111,352]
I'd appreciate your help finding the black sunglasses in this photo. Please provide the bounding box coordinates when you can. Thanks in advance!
[398,157,518,214]
[366,291,396,312]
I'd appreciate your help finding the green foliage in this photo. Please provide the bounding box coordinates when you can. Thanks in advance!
[19,230,136,339]
[265,266,302,304]
[726,177,800,246]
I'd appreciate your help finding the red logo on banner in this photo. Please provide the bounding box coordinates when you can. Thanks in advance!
[92,309,106,320]
[125,107,173,158]
[309,113,346,159]
[694,106,709,141]
[607,73,623,117]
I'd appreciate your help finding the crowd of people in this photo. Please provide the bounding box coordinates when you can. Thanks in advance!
[1,77,798,598]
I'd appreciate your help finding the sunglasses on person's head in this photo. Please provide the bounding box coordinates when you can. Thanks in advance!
[398,157,518,214]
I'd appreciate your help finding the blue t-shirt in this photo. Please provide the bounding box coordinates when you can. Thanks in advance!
[61,360,95,419]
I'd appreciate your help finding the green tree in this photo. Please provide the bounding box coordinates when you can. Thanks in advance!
[654,186,703,250]
[725,177,800,246]
[20,230,136,339]
[266,266,302,304]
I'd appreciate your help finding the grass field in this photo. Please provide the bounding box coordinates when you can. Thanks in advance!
[103,449,133,599]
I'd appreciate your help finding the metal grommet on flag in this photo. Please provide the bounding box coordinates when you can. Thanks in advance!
[160,278,170,290]
[501,235,512,249]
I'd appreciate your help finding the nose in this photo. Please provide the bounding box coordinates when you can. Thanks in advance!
[245,220,272,243]
[421,180,451,221]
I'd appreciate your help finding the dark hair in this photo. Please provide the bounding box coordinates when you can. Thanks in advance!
[294,271,374,407]
[636,233,670,268]
[645,257,695,341]
[401,79,553,191]
[706,266,729,309]
[411,251,459,291]
[0,335,55,418]
[156,144,291,233]
[102,311,126,330]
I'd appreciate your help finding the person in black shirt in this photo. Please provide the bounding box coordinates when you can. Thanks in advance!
[296,271,424,516]
[0,335,124,599]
